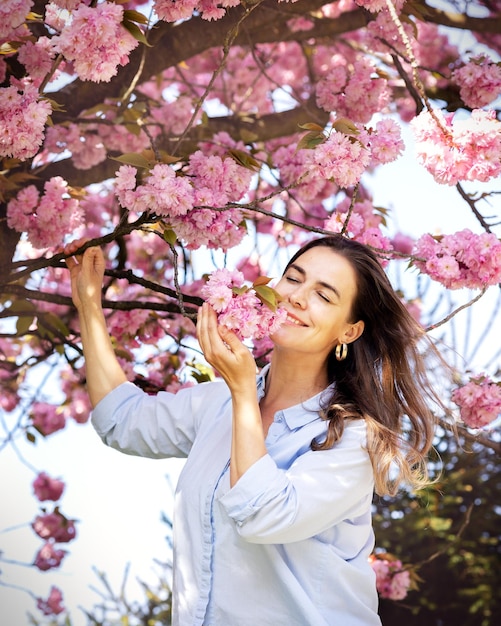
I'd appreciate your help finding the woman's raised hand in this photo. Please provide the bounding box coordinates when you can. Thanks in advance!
[197,303,257,394]
[64,238,105,312]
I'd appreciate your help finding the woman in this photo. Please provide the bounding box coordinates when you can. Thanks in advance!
[64,235,438,626]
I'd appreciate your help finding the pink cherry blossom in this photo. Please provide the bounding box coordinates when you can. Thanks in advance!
[0,0,33,39]
[32,472,65,502]
[32,510,77,543]
[17,38,55,87]
[7,176,82,249]
[51,2,139,83]
[201,269,287,341]
[413,230,501,289]
[311,131,370,188]
[452,375,501,429]
[33,541,67,571]
[31,402,66,436]
[453,56,501,109]
[36,586,65,616]
[369,554,412,600]
[0,84,52,160]
[411,109,501,185]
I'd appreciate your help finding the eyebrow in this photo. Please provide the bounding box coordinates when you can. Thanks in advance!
[287,263,341,300]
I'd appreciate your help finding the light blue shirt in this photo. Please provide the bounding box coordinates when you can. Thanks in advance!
[91,367,381,626]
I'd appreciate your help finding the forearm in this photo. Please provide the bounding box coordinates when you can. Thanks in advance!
[78,302,128,408]
[230,390,267,487]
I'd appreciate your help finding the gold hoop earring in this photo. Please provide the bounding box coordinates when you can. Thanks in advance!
[335,343,348,361]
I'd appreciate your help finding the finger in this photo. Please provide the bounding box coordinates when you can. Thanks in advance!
[63,237,90,258]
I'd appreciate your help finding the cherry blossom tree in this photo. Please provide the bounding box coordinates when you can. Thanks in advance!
[0,0,500,623]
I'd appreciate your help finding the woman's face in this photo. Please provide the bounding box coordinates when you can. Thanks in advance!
[271,247,364,360]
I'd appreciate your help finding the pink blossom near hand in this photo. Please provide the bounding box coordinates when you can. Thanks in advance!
[369,554,412,600]
[201,269,287,341]
[0,84,52,160]
[413,230,501,289]
[452,375,501,429]
[36,586,65,616]
[32,472,65,502]
[32,510,77,543]
[51,2,139,83]
[33,541,67,571]
[452,56,501,109]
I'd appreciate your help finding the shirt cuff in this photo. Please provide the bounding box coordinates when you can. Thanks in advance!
[218,454,286,523]
[90,381,141,436]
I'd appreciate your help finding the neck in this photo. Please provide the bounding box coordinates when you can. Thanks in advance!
[263,351,329,407]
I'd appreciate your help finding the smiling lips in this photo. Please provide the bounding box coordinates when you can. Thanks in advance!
[285,313,306,326]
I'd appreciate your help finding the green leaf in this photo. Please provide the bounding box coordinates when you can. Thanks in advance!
[16,315,35,336]
[296,130,326,151]
[190,363,215,383]
[254,285,282,311]
[122,20,152,47]
[332,117,360,136]
[163,229,177,246]
[252,275,272,287]
[123,9,150,25]
[227,149,260,171]
[111,152,153,169]
[298,122,325,132]
[42,312,70,338]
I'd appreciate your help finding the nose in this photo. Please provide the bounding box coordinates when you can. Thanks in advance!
[288,284,307,309]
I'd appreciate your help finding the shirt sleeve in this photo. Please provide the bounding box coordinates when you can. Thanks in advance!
[218,421,374,544]
[91,379,228,459]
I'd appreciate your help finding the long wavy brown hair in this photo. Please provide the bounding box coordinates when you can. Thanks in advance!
[284,235,441,496]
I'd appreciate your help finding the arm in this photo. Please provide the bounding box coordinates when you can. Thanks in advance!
[196,303,266,487]
[220,422,374,544]
[64,239,127,407]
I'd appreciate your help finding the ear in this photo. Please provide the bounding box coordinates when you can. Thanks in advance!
[343,320,365,345]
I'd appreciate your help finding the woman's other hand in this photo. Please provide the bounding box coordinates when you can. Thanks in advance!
[64,238,105,312]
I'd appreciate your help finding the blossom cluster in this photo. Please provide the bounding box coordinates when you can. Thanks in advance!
[50,2,139,82]
[201,268,287,341]
[369,554,412,601]
[0,0,33,39]
[31,471,75,577]
[413,229,501,290]
[6,176,82,249]
[411,109,501,185]
[452,56,501,109]
[316,57,390,124]
[114,147,253,250]
[37,586,65,616]
[154,0,240,23]
[311,131,370,188]
[452,375,501,429]
[0,84,52,160]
